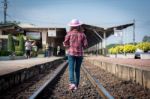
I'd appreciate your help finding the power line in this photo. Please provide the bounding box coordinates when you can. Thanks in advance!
[6,13,17,21]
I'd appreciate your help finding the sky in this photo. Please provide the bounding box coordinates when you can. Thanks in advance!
[0,0,150,45]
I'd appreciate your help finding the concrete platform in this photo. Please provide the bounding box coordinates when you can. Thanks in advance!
[85,55,150,69]
[0,57,63,76]
[85,55,150,89]
[0,57,64,93]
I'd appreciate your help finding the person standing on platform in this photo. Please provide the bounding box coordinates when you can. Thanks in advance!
[57,46,60,56]
[25,39,32,59]
[45,43,50,57]
[63,19,88,91]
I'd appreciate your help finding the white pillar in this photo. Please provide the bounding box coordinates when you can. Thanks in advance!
[103,31,106,55]
[42,30,47,48]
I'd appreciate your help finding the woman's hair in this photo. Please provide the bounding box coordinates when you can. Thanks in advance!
[69,26,84,32]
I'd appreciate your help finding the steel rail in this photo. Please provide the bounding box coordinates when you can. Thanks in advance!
[29,61,68,99]
[81,64,114,99]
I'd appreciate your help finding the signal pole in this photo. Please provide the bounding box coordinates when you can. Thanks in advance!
[3,0,7,24]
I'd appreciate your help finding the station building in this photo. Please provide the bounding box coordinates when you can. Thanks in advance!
[0,23,134,56]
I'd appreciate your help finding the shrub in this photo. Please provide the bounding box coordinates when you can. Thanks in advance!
[115,46,124,54]
[7,34,15,53]
[109,44,136,54]
[15,51,24,56]
[0,50,10,56]
[109,47,117,54]
[15,46,20,51]
[19,35,25,53]
[14,35,25,56]
[136,42,150,52]
[124,44,136,53]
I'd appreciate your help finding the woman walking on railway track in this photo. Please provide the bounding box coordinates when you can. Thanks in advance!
[63,19,88,91]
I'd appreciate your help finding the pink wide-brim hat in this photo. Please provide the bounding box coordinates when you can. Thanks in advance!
[68,19,83,26]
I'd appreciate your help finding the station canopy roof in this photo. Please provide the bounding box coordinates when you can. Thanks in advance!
[82,23,134,47]
[0,23,22,30]
[0,23,24,34]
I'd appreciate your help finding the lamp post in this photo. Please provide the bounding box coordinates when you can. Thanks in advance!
[133,19,135,45]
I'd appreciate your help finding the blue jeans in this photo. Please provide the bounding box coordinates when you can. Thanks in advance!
[68,55,83,86]
[45,50,50,57]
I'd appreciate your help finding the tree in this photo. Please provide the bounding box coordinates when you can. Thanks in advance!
[7,34,15,53]
[143,35,150,42]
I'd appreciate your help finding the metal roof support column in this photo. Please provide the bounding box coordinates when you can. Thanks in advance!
[0,30,2,50]
[97,43,99,55]
[103,31,106,56]
[98,42,101,54]
[93,29,103,55]
[100,42,102,54]
[96,44,98,56]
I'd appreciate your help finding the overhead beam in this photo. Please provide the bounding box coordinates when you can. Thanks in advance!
[93,29,103,40]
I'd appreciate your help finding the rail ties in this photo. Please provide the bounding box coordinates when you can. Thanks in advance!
[29,61,68,99]
[82,64,114,99]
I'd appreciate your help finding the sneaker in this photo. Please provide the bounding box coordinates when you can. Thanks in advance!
[74,86,77,90]
[69,84,76,90]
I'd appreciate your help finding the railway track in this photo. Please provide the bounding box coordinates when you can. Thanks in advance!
[0,60,114,99]
[36,63,113,99]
